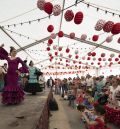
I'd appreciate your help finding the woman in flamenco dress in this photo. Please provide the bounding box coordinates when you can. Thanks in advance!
[0,44,27,105]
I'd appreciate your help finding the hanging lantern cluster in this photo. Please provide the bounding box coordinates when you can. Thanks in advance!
[37,0,61,16]
[64,10,84,25]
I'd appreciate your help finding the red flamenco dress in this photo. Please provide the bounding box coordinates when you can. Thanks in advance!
[89,118,110,129]
[0,47,27,105]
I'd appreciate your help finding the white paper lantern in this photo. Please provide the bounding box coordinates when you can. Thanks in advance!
[60,53,63,57]
[37,0,45,10]
[53,45,57,50]
[95,19,106,31]
[110,53,115,58]
[53,4,61,16]
[75,49,79,54]
[50,33,56,39]
[93,57,96,61]
[80,34,87,40]
[106,36,113,43]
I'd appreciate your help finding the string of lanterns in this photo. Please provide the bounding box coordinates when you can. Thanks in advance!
[2,0,120,28]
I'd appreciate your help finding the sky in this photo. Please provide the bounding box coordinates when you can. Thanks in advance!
[0,0,120,77]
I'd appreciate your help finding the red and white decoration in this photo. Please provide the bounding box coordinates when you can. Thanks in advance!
[95,19,106,31]
[53,4,61,16]
[37,0,45,10]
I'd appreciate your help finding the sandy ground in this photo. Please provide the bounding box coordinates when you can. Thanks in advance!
[0,91,49,129]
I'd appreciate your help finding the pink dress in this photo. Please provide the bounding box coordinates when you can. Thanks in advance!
[0,47,27,104]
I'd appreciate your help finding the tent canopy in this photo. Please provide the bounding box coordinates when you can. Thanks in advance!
[0,0,120,75]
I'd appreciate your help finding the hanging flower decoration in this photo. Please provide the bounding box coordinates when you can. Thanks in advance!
[115,58,119,62]
[82,57,85,60]
[110,53,115,58]
[87,57,91,60]
[92,35,99,42]
[47,47,50,51]
[37,0,45,10]
[91,52,96,57]
[98,58,102,61]
[103,21,114,32]
[66,48,70,53]
[48,52,52,57]
[58,31,64,37]
[69,32,75,39]
[88,52,91,56]
[111,23,120,35]
[68,54,72,58]
[93,57,96,61]
[47,25,54,32]
[103,58,106,61]
[50,33,56,39]
[108,58,112,61]
[101,53,105,57]
[74,11,83,25]
[53,4,61,16]
[47,43,51,46]
[106,36,113,43]
[53,45,57,50]
[75,50,79,54]
[95,19,106,31]
[60,53,63,57]
[117,37,120,43]
[80,34,87,40]
[55,52,58,56]
[75,55,79,59]
[48,38,53,45]
[64,10,74,22]
[58,46,62,51]
[44,2,53,15]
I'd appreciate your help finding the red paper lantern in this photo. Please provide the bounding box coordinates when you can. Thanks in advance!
[111,23,120,35]
[37,0,45,10]
[92,35,99,41]
[69,32,75,39]
[47,47,50,51]
[117,37,120,43]
[118,54,120,58]
[64,10,74,22]
[60,58,62,61]
[98,58,102,61]
[91,52,96,57]
[98,62,100,65]
[66,48,70,53]
[53,4,61,16]
[47,25,54,32]
[103,21,114,32]
[55,52,58,56]
[44,2,53,15]
[118,61,120,64]
[58,46,62,51]
[115,58,119,62]
[73,60,76,64]
[101,53,105,57]
[74,11,83,25]
[87,57,91,60]
[75,55,79,59]
[79,61,82,64]
[91,62,94,65]
[58,31,64,37]
[48,38,53,44]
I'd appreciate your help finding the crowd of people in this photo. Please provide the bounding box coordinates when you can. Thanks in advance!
[0,44,45,105]
[50,75,120,128]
